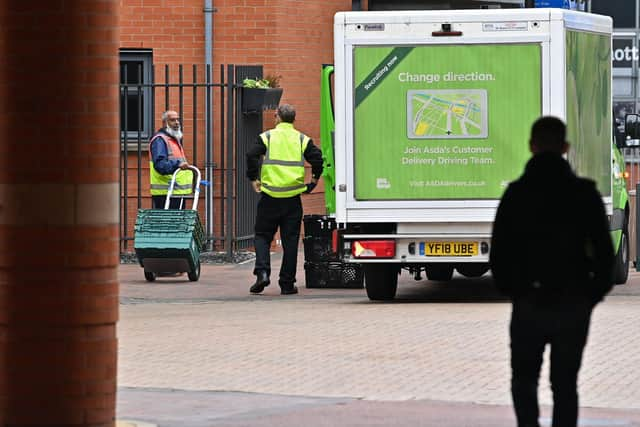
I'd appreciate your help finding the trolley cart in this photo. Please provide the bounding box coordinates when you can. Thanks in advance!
[134,165,206,282]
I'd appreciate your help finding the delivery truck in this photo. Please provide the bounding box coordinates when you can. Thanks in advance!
[317,8,631,300]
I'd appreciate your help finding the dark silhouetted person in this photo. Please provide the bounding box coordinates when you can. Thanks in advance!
[490,116,614,427]
[246,104,323,295]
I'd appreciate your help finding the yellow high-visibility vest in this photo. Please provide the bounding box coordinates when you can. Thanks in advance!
[259,122,308,198]
[148,133,193,196]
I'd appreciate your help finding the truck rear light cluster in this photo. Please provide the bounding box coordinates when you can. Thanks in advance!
[352,240,396,258]
[614,170,630,180]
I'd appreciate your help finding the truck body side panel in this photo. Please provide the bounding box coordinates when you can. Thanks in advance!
[565,29,612,198]
[352,44,541,201]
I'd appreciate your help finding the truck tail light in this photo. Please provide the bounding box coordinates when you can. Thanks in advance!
[352,240,396,258]
[616,170,630,180]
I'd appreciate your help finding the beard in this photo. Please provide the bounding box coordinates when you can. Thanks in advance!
[165,126,183,140]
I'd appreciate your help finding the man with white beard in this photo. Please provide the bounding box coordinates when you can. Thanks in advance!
[148,110,193,209]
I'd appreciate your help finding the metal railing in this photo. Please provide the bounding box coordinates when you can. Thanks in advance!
[119,63,264,259]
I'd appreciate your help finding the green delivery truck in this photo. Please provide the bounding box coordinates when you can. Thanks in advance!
[321,8,632,300]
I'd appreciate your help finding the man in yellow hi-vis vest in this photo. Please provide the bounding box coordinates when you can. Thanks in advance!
[246,104,323,295]
[149,110,193,209]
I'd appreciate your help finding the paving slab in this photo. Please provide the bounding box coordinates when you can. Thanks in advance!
[117,387,640,427]
[117,251,640,426]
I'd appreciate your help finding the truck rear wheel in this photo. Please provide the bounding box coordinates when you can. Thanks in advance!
[426,264,454,281]
[364,264,398,301]
[613,225,629,284]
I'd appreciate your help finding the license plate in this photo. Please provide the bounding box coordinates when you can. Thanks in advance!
[420,241,478,256]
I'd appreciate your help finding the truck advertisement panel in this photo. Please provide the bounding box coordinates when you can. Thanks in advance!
[353,44,541,200]
[565,30,612,197]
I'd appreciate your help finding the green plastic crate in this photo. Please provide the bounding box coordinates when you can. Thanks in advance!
[134,209,205,273]
[134,209,205,250]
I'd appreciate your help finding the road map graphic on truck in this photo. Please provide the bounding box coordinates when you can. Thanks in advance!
[407,89,488,139]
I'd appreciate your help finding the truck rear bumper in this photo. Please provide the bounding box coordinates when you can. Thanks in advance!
[342,233,491,263]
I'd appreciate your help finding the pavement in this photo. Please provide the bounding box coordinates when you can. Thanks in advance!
[117,250,640,426]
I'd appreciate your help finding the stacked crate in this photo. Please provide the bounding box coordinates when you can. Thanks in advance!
[302,215,363,289]
[134,209,205,273]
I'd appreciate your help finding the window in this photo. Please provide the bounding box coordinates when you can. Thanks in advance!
[120,49,153,141]
[592,0,637,29]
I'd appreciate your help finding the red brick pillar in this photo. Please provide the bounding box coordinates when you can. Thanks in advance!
[0,2,120,426]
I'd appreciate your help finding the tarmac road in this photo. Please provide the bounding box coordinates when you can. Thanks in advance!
[117,251,640,427]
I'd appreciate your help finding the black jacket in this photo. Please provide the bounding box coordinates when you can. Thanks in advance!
[490,153,614,304]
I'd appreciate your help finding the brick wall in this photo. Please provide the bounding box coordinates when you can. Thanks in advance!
[120,0,205,64]
[120,0,356,248]
[2,2,120,424]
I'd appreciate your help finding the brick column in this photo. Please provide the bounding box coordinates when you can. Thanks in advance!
[0,1,120,426]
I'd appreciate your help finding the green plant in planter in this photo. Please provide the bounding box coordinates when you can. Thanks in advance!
[243,75,281,89]
[241,75,283,113]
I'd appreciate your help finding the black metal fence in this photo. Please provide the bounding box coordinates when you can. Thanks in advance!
[119,63,263,258]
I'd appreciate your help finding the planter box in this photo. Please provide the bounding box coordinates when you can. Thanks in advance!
[241,87,283,113]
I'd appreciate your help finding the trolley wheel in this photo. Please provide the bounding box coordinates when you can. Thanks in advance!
[144,271,157,282]
[188,260,201,282]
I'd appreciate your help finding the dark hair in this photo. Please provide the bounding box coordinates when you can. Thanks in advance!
[530,116,566,153]
[277,104,296,123]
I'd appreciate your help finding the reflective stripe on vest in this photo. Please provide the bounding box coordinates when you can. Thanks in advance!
[148,133,193,196]
[259,123,308,198]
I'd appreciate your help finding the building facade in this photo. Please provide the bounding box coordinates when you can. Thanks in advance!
[600,0,640,131]
[118,0,367,251]
[118,0,634,252]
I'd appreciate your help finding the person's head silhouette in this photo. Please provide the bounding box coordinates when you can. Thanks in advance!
[529,116,569,155]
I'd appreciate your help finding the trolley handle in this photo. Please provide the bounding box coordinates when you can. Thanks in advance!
[165,165,202,211]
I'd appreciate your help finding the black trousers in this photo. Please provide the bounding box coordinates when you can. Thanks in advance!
[152,195,185,209]
[253,193,302,289]
[510,297,593,427]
